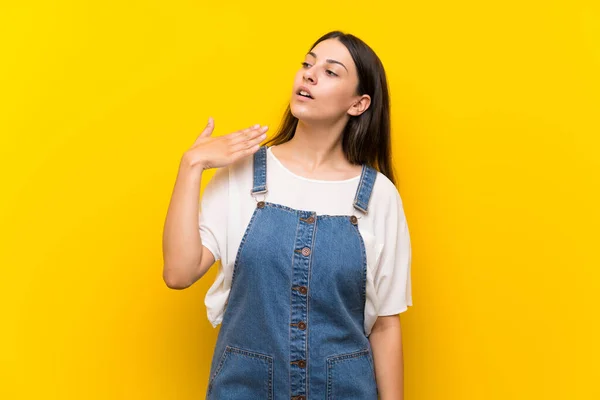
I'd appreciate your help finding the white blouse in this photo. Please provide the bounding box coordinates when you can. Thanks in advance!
[198,146,413,336]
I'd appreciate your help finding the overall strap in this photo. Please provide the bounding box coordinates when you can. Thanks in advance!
[353,165,377,214]
[251,145,268,195]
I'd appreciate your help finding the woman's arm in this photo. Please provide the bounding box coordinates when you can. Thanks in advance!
[162,119,268,289]
[162,157,215,289]
[369,314,405,400]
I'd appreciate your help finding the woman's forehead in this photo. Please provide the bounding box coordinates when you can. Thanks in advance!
[309,39,354,69]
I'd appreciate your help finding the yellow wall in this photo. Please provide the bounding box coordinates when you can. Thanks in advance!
[1,1,598,399]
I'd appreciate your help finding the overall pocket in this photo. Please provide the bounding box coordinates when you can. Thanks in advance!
[326,348,378,400]
[206,345,273,400]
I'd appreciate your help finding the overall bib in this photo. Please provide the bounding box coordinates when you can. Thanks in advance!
[206,146,378,400]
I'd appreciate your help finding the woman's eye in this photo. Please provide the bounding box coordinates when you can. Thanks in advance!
[300,62,336,76]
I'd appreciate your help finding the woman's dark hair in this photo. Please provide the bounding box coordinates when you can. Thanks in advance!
[264,30,396,186]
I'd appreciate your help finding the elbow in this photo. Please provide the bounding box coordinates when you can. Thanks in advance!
[162,266,193,290]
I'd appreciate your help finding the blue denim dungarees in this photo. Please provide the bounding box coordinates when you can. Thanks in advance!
[206,146,378,399]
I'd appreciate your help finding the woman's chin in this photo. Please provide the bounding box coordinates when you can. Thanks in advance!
[290,105,318,123]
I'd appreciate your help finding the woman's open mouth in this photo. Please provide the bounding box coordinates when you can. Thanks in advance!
[296,87,314,100]
[296,93,313,101]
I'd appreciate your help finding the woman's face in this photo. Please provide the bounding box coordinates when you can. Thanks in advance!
[290,38,369,124]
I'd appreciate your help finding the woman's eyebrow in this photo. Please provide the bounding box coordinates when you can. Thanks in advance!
[307,51,348,72]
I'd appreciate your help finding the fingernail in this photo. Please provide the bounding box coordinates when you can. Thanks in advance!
[261,126,269,131]
[253,124,260,129]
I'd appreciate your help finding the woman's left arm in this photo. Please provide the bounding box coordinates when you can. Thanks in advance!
[369,314,404,400]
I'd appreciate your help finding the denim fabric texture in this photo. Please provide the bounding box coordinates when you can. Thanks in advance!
[206,146,378,399]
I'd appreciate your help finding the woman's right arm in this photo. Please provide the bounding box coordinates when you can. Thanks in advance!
[162,118,268,289]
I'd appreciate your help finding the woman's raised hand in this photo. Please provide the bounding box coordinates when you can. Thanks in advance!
[183,117,269,171]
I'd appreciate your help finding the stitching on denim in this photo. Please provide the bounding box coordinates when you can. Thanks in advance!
[305,217,317,399]
[227,345,273,361]
[208,345,274,399]
[269,353,273,400]
[263,201,361,219]
[356,166,376,214]
[318,214,355,219]
[259,145,267,193]
[327,356,333,399]
[207,345,229,395]
[227,345,274,399]
[362,167,377,212]
[327,347,370,363]
[289,213,301,400]
[252,147,257,190]
[252,147,259,192]
[264,201,308,215]
[231,206,260,288]
[353,166,378,214]
[252,146,268,194]
[353,165,367,207]
[326,348,371,399]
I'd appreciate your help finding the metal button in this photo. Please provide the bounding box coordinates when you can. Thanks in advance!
[257,201,265,208]
[350,215,358,225]
[306,216,315,224]
[298,286,307,294]
[291,359,306,368]
[298,321,306,330]
[301,247,311,256]
[292,396,306,400]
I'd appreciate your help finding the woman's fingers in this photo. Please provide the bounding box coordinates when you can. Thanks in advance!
[228,124,259,138]
[230,143,261,162]
[186,122,268,170]
[230,125,268,148]
[229,125,268,146]
[230,126,268,156]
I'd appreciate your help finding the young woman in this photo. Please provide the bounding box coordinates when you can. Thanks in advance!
[162,30,413,399]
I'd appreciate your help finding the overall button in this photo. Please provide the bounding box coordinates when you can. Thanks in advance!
[350,215,358,225]
[300,215,315,224]
[297,321,306,330]
[257,201,265,208]
[298,286,307,294]
[291,359,307,368]
[292,396,306,400]
[301,247,311,256]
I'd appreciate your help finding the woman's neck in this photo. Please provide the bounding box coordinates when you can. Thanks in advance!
[271,119,362,179]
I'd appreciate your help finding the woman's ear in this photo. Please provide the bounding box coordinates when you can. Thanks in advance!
[347,94,371,117]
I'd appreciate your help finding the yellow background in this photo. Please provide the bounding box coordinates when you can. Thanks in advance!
[1,1,599,399]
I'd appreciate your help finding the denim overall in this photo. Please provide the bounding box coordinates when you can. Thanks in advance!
[206,146,378,399]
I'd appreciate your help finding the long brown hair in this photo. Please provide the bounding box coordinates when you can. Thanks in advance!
[264,30,396,186]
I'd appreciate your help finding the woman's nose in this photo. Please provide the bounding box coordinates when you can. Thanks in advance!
[303,68,316,84]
